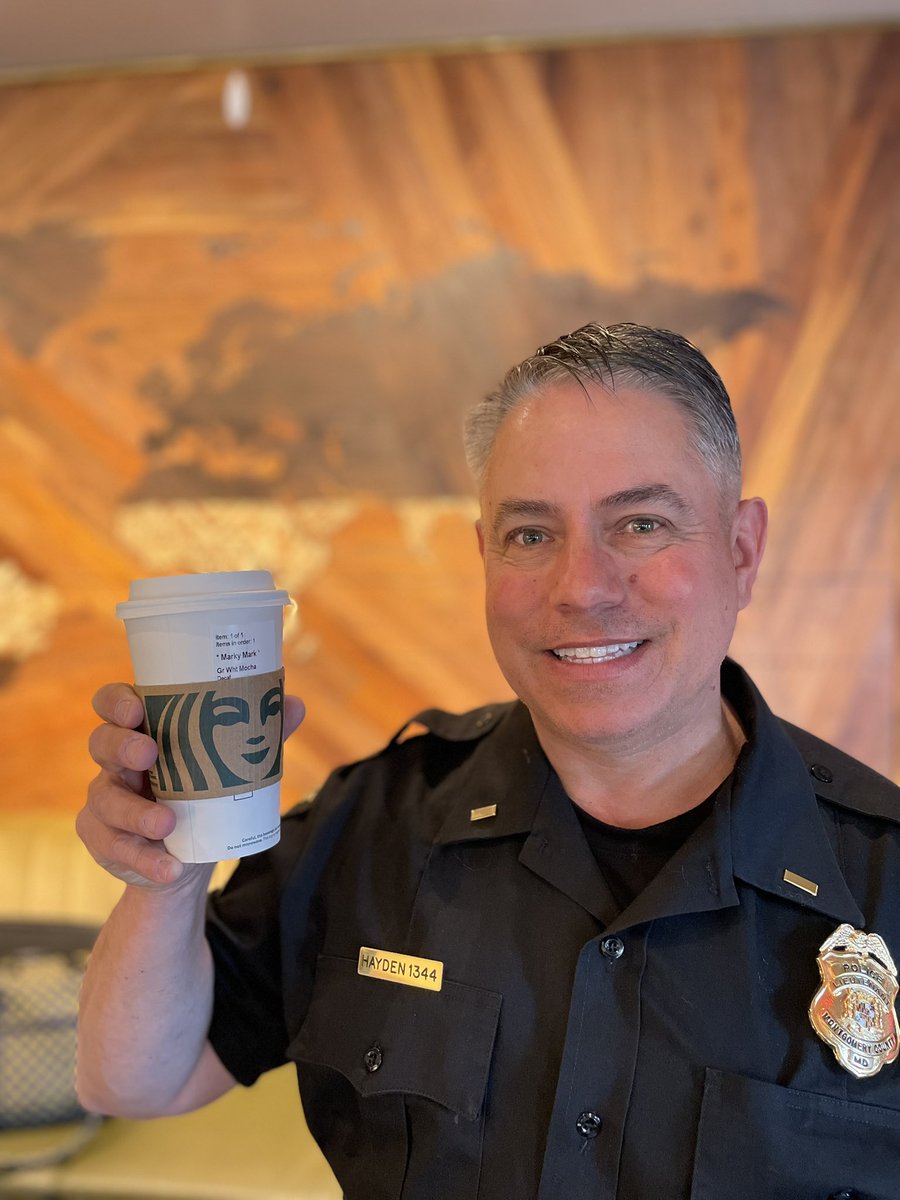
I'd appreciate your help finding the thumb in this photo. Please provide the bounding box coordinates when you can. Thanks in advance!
[283,694,306,740]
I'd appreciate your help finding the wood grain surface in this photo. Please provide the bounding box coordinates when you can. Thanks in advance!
[0,26,896,823]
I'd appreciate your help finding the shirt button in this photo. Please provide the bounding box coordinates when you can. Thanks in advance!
[363,1043,383,1073]
[810,763,834,784]
[575,1111,602,1139]
[600,935,625,960]
[828,1191,857,1200]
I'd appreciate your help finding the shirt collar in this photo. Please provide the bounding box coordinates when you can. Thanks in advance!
[433,701,549,845]
[433,661,864,928]
[723,660,864,926]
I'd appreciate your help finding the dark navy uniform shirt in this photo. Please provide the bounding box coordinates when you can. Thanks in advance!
[206,661,900,1200]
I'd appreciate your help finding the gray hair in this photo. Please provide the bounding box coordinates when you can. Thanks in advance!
[464,322,742,506]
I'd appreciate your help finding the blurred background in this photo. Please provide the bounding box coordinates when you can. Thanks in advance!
[0,1,897,1194]
[1,1,897,819]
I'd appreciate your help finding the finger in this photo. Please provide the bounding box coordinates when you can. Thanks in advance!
[283,694,306,740]
[87,773,174,841]
[107,829,184,886]
[120,765,156,801]
[76,794,183,887]
[92,683,145,729]
[89,722,158,774]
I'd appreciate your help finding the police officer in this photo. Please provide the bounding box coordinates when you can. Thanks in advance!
[77,324,900,1199]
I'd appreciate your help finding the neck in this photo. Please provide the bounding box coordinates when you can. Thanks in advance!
[536,701,746,829]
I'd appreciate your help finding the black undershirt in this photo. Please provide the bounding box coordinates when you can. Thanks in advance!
[574,792,717,913]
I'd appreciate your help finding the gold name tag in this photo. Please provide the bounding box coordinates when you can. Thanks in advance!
[357,946,444,992]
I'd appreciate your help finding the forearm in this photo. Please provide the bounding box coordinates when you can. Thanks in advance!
[76,864,221,1117]
[75,680,303,1115]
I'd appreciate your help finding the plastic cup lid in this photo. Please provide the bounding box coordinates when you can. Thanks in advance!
[116,571,291,620]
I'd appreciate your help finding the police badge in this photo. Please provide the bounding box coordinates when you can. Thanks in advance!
[809,923,899,1079]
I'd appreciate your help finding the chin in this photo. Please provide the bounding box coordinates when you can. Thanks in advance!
[532,699,659,749]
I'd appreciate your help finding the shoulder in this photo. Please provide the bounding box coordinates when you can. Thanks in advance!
[335,700,519,796]
[282,701,520,827]
[392,701,513,744]
[342,699,518,775]
[779,719,899,825]
[264,701,525,898]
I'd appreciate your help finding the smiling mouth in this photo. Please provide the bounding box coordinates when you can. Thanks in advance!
[241,748,270,765]
[550,641,644,664]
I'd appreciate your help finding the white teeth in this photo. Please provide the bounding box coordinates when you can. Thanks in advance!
[552,641,642,663]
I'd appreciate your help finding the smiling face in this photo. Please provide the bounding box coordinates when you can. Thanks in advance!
[477,379,767,762]
[199,681,284,787]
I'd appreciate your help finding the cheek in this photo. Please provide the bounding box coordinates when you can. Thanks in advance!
[485,570,542,622]
[633,554,699,603]
[636,553,737,623]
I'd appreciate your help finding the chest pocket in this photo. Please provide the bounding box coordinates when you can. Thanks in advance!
[288,954,502,1200]
[691,1068,900,1200]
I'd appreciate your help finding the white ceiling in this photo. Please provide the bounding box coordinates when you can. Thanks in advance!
[1,0,898,77]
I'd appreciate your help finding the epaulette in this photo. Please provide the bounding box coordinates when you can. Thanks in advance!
[390,702,513,745]
[782,719,900,825]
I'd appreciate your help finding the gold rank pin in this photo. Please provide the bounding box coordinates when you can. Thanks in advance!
[470,804,497,822]
[809,924,899,1079]
[783,868,818,896]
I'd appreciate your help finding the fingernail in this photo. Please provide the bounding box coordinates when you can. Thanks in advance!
[115,699,136,725]
[124,736,147,767]
[160,858,183,883]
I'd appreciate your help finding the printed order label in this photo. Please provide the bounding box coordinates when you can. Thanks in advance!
[213,623,277,679]
[136,668,284,801]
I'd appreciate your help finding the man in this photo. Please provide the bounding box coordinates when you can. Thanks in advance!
[77,324,900,1199]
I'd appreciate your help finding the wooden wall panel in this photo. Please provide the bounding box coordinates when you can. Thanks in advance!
[0,26,896,821]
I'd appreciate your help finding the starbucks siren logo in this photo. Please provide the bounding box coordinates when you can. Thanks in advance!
[137,668,284,801]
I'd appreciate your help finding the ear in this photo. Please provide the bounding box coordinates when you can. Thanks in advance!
[475,518,486,559]
[731,498,768,611]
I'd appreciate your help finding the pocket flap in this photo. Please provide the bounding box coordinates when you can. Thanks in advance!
[692,1068,900,1200]
[289,955,502,1120]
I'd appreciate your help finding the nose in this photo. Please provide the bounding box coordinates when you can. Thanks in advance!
[550,536,627,611]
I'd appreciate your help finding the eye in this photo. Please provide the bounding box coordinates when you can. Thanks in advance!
[210,697,250,725]
[625,517,662,535]
[260,685,282,722]
[507,527,548,547]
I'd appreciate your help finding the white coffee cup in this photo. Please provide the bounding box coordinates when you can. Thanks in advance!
[116,571,292,863]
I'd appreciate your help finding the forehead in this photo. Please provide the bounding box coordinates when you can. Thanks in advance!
[485,380,701,492]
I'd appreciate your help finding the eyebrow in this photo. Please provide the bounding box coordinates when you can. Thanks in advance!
[491,499,563,537]
[599,484,693,515]
[490,484,692,537]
